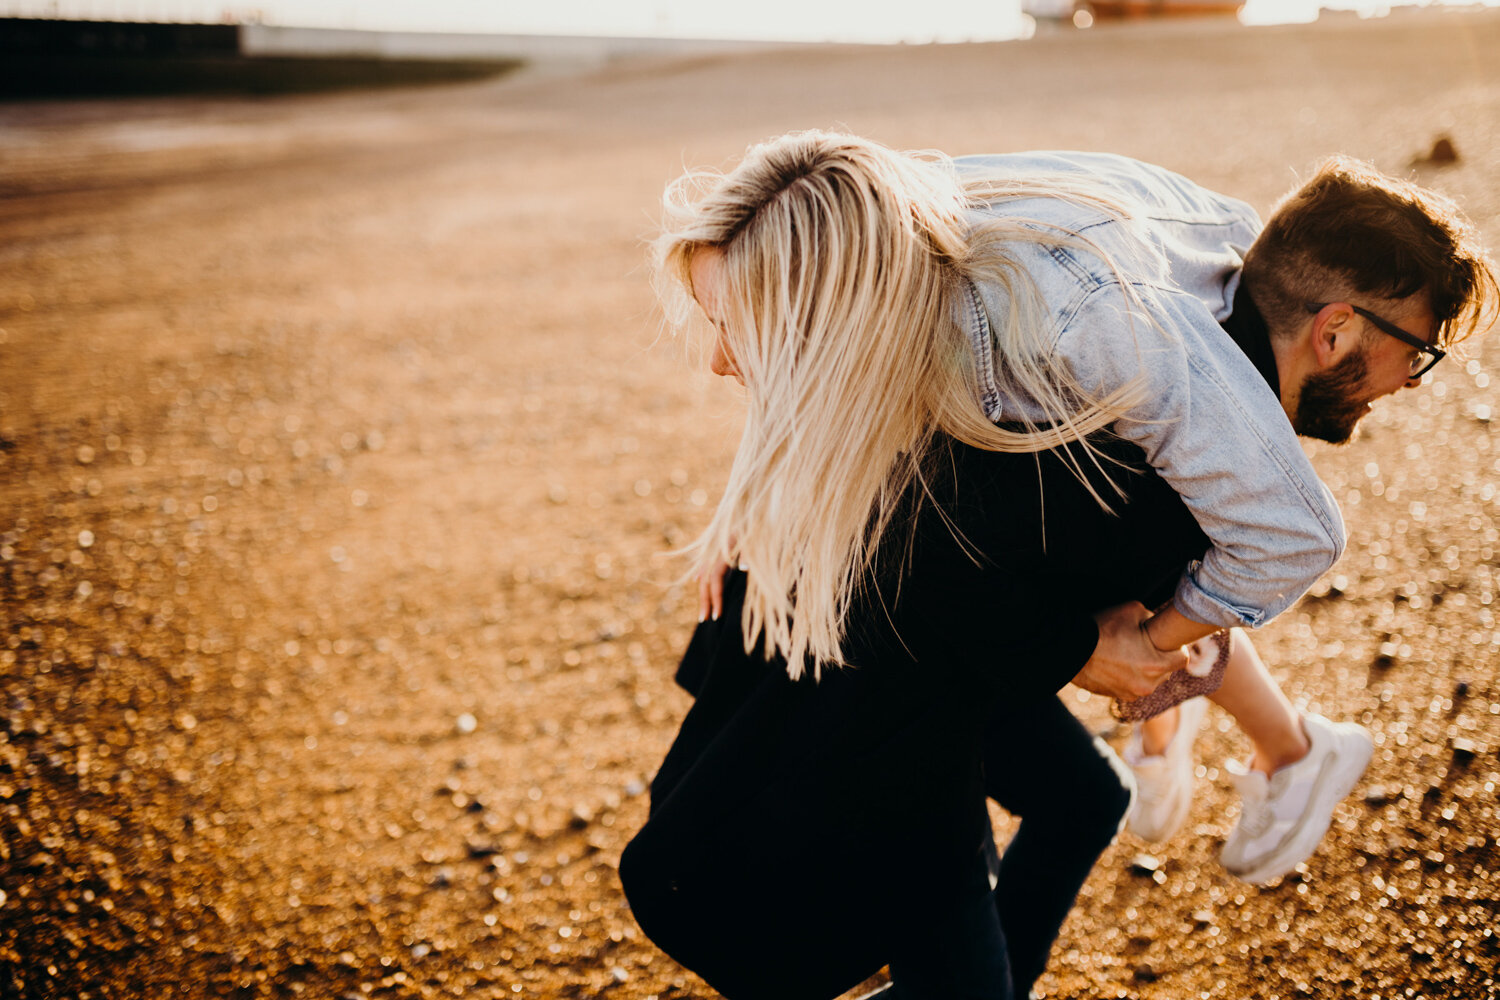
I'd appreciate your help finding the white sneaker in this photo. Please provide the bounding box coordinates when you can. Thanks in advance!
[1123,695,1208,842]
[1220,713,1373,884]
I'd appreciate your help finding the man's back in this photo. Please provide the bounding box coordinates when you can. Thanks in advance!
[956,150,1260,325]
[952,151,1346,632]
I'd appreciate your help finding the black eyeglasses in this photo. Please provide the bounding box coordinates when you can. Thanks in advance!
[1305,301,1445,379]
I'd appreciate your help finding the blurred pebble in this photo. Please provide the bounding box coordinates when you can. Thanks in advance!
[455,713,477,735]
[624,779,645,798]
[1451,738,1478,765]
[410,942,431,959]
[1130,854,1161,876]
[1454,681,1469,699]
[570,805,593,829]
[1134,962,1160,983]
[1423,134,1459,165]
[611,966,630,984]
[1308,575,1346,601]
[1365,785,1392,806]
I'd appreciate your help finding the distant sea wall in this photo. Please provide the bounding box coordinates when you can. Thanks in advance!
[0,18,799,97]
[0,18,515,98]
[240,24,792,68]
[0,18,792,67]
[0,17,240,56]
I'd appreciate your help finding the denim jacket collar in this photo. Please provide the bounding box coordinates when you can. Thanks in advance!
[1219,282,1280,397]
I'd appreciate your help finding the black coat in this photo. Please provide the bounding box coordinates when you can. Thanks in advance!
[620,436,1206,1000]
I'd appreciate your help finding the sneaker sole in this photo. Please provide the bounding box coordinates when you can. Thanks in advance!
[1226,727,1374,885]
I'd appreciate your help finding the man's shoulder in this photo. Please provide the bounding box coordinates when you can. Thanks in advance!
[955,149,1169,181]
[958,151,1260,231]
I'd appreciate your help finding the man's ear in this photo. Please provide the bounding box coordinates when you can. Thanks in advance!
[1309,303,1359,369]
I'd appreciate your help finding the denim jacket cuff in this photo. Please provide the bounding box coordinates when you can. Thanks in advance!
[1172,575,1268,630]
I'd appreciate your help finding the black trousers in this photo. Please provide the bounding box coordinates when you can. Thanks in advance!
[622,435,1210,1000]
[884,696,1136,999]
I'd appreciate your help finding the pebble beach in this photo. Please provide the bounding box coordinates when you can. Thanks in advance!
[2,8,1499,998]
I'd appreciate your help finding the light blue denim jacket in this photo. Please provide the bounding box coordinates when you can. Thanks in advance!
[954,151,1345,629]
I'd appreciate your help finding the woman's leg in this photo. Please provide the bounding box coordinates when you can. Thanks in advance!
[885,846,1014,1000]
[982,695,1135,996]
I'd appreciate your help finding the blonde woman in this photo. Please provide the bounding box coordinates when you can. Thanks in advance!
[620,132,1493,999]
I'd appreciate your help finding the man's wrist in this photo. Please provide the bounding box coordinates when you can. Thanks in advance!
[1141,618,1174,654]
[1145,604,1216,652]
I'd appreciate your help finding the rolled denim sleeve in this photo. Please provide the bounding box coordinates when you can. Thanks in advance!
[1055,283,1346,628]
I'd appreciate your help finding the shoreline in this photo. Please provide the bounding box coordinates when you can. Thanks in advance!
[2,4,1496,99]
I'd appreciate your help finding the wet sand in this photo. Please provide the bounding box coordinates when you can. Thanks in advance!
[2,8,1499,998]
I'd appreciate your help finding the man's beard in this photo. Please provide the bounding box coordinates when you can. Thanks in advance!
[1294,348,1372,444]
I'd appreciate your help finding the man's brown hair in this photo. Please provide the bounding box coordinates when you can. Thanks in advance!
[1243,156,1497,349]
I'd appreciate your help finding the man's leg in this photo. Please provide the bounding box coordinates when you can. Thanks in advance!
[1035,439,1360,868]
[1129,630,1373,883]
[983,695,1135,996]
[1130,630,1305,845]
[1140,630,1306,771]
[1206,633,1372,883]
[1128,630,1305,843]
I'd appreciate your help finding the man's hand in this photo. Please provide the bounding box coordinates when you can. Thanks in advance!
[1072,601,1190,700]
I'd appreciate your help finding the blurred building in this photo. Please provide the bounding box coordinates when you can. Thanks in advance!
[1023,0,1243,20]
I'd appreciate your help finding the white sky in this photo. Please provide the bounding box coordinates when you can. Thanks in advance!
[0,0,1038,42]
[2,0,1488,41]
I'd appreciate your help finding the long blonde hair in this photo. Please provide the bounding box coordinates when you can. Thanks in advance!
[653,130,1146,678]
